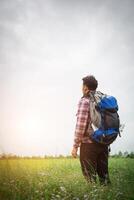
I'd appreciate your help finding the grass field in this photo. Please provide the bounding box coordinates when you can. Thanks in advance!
[0,157,134,200]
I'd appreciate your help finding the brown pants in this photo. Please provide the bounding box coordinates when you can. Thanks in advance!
[80,142,111,185]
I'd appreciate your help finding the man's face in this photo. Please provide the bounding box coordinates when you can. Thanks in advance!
[82,84,90,95]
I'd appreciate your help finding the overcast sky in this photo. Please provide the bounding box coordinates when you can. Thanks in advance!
[0,0,134,156]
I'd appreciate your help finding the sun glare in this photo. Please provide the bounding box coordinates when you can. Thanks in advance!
[17,115,45,143]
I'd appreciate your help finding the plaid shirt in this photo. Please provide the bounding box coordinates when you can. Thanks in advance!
[73,96,94,148]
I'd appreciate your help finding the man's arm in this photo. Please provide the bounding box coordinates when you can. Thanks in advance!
[73,98,89,149]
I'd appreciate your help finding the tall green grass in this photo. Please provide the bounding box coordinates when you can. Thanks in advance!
[0,158,134,200]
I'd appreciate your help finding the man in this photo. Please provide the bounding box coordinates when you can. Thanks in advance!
[71,75,111,185]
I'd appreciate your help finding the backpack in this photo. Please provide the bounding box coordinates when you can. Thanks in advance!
[88,91,121,145]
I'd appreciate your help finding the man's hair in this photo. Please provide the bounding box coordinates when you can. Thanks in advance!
[82,75,98,90]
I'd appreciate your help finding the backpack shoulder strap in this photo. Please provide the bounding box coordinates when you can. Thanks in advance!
[89,91,104,105]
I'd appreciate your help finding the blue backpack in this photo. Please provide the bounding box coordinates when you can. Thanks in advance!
[89,91,121,145]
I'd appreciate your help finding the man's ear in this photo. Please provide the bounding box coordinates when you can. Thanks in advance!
[85,86,90,93]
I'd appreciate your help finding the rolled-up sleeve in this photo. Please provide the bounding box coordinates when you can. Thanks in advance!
[73,98,89,148]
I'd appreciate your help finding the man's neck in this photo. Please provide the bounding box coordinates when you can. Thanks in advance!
[82,90,96,98]
[82,92,90,98]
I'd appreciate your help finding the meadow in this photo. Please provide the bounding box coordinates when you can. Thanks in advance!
[0,157,134,200]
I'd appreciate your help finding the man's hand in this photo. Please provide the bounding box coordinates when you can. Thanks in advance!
[71,147,78,158]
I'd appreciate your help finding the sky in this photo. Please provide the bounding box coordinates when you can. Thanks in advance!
[0,0,134,156]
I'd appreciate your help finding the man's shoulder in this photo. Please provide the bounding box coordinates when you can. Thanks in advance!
[78,96,90,106]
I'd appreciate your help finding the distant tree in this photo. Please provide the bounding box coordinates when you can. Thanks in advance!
[129,152,134,158]
[118,151,123,157]
[59,154,64,158]
[124,151,129,157]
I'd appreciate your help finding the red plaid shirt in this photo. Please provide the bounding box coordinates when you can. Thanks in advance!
[73,96,94,148]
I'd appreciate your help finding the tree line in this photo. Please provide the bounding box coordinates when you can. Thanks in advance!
[0,151,134,159]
